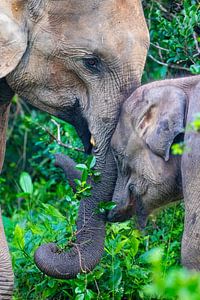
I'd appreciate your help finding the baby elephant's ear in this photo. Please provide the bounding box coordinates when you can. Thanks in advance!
[0,11,27,78]
[136,85,186,161]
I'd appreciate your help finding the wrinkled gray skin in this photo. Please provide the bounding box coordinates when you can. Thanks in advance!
[0,208,14,300]
[0,0,149,280]
[108,75,200,270]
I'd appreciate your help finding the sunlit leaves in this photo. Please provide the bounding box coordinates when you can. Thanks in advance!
[19,172,33,194]
[171,142,186,155]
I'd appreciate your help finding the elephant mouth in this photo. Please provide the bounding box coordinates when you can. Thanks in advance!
[107,193,136,222]
[82,128,93,154]
[73,117,93,154]
[108,187,149,228]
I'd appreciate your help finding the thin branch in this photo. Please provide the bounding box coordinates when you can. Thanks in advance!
[150,42,170,52]
[51,119,61,143]
[148,54,191,71]
[22,130,28,170]
[41,125,84,153]
[152,1,167,13]
[193,32,200,55]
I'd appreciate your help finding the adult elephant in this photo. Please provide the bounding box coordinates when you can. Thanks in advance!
[0,0,149,279]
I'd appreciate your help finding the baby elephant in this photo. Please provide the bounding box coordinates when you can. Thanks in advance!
[108,75,200,270]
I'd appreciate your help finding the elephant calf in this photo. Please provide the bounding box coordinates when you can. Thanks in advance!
[108,75,200,270]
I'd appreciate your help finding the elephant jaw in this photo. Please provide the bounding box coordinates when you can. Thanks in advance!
[73,118,92,154]
[107,193,136,223]
[107,190,149,229]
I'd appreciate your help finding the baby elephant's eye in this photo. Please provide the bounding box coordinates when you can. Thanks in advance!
[82,56,102,74]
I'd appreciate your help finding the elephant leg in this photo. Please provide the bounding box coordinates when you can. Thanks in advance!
[181,83,200,270]
[0,208,14,299]
[0,79,14,173]
[181,151,200,269]
[0,103,10,173]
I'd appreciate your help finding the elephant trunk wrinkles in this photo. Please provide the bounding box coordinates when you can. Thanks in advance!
[54,154,82,192]
[0,208,14,300]
[34,148,117,279]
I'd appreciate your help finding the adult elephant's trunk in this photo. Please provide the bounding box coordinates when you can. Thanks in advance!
[0,208,14,299]
[34,148,116,279]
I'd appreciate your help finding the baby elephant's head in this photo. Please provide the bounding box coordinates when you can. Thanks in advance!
[108,83,186,227]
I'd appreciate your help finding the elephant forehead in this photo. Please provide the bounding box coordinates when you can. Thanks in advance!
[45,0,147,57]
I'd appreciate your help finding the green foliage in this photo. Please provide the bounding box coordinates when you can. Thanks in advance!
[171,114,200,156]
[189,113,200,132]
[171,142,187,155]
[1,1,200,299]
[143,248,200,300]
[143,0,200,82]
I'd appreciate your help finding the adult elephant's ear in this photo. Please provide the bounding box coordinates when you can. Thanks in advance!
[136,85,187,161]
[0,5,27,78]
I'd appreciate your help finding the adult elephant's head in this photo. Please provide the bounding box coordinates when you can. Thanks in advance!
[0,0,149,278]
[0,0,149,162]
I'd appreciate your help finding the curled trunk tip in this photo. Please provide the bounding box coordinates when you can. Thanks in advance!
[34,223,105,279]
[34,148,116,279]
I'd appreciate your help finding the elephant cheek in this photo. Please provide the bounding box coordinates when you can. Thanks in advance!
[135,194,149,229]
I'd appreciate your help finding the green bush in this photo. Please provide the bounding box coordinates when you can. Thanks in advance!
[143,0,200,82]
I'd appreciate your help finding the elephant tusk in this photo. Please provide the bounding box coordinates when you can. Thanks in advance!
[90,136,96,147]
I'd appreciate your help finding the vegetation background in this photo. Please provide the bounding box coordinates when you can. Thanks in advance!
[0,0,200,299]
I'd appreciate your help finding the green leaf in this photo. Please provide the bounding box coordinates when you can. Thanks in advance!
[190,64,200,75]
[110,267,122,290]
[76,164,88,171]
[129,236,140,257]
[75,294,85,300]
[42,204,65,220]
[14,224,25,249]
[19,172,33,194]
[85,289,96,300]
[81,169,88,182]
[97,201,117,213]
[88,156,96,169]
[75,287,84,294]
[115,238,129,254]
[171,142,186,155]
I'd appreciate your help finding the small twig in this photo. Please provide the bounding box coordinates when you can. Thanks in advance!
[7,96,21,140]
[153,1,168,13]
[51,119,61,143]
[22,130,28,170]
[40,125,84,153]
[148,54,191,71]
[94,279,101,299]
[193,32,200,55]
[150,42,170,52]
[74,243,86,274]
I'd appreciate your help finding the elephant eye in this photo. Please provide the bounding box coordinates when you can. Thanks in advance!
[82,56,102,74]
